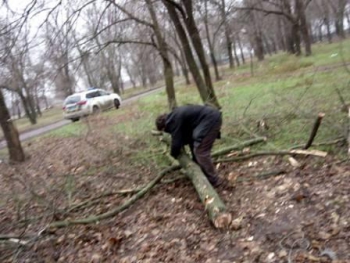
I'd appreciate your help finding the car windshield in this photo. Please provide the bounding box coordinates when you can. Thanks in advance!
[64,95,81,105]
[86,91,100,98]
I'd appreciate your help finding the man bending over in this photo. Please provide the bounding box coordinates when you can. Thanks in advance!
[155,105,223,187]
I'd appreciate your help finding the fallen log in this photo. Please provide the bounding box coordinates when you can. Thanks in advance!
[217,149,327,163]
[212,137,266,157]
[177,152,232,229]
[159,136,232,229]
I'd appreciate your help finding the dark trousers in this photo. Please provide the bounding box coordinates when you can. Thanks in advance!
[191,119,222,185]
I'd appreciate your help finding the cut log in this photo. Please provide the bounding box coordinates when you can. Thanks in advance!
[304,112,325,149]
[290,149,327,157]
[212,137,266,157]
[177,152,232,229]
[217,149,327,163]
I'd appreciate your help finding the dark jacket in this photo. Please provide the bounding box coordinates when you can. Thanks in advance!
[164,105,222,158]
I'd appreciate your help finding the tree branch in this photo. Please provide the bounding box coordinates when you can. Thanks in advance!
[48,165,179,228]
[105,0,154,28]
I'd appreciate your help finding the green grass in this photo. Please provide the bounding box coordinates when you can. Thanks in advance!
[4,39,349,162]
[44,122,86,138]
[0,107,64,139]
[105,39,350,161]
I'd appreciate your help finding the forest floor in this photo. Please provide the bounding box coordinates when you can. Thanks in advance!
[1,41,350,262]
[0,116,349,263]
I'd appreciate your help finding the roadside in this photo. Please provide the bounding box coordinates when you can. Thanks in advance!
[0,83,176,150]
[1,58,349,151]
[1,40,350,262]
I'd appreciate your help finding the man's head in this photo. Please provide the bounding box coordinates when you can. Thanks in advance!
[155,113,167,131]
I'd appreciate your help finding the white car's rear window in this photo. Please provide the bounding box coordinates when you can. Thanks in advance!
[64,95,81,105]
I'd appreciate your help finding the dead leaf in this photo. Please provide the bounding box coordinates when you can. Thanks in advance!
[90,253,102,263]
[318,231,332,240]
[101,237,122,252]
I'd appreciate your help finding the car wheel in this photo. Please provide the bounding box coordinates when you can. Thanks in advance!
[92,105,100,114]
[71,118,80,122]
[114,99,120,109]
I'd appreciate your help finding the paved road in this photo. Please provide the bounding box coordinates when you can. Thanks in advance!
[0,86,165,149]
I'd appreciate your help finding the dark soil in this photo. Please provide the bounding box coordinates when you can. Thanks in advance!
[0,117,349,263]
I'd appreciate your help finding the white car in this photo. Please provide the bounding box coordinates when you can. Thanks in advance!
[63,89,122,122]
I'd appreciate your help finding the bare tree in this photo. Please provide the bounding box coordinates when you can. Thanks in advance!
[145,0,177,109]
[0,88,25,162]
[163,0,220,108]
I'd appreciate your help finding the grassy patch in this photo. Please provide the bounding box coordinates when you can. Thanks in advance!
[102,39,350,161]
[3,39,349,162]
[0,107,64,139]
[44,122,86,138]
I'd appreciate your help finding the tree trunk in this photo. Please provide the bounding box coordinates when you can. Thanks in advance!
[318,24,323,42]
[277,17,286,51]
[125,65,137,88]
[285,24,295,54]
[232,37,240,67]
[263,35,272,56]
[295,0,312,56]
[291,23,301,56]
[174,59,181,77]
[0,89,25,162]
[146,0,177,110]
[18,91,36,125]
[181,0,220,108]
[204,0,220,81]
[176,152,231,228]
[335,0,346,39]
[163,0,219,108]
[270,37,278,53]
[177,51,191,85]
[34,87,42,117]
[346,11,350,35]
[281,0,296,54]
[324,17,332,43]
[237,34,246,64]
[254,33,264,61]
[220,0,234,69]
[250,9,264,61]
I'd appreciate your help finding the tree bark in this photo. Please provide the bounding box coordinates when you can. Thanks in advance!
[181,0,220,108]
[163,0,219,108]
[0,89,25,162]
[263,35,272,56]
[254,33,264,61]
[334,0,346,39]
[346,11,350,35]
[220,0,234,69]
[18,91,37,125]
[177,152,232,228]
[295,0,312,56]
[146,0,177,110]
[204,0,221,81]
[232,37,240,67]
[277,17,286,51]
[292,22,301,56]
[237,34,246,64]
